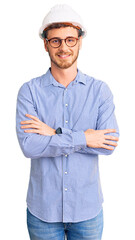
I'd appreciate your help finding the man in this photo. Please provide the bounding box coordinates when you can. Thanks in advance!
[16,4,119,240]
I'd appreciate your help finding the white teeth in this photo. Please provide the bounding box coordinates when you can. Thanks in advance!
[58,54,70,58]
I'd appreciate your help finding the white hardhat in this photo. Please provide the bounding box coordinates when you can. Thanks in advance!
[39,4,87,40]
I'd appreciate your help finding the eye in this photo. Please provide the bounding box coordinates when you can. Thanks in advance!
[51,39,59,44]
[67,37,76,43]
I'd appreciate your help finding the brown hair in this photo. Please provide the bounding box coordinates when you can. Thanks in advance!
[42,22,84,38]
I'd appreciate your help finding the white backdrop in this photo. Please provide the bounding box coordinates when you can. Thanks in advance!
[0,0,135,239]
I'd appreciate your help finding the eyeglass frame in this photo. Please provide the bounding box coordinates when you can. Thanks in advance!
[45,36,80,48]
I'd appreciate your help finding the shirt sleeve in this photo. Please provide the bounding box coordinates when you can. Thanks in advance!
[16,83,86,159]
[76,82,120,155]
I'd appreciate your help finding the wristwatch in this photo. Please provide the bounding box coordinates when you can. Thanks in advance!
[55,127,62,134]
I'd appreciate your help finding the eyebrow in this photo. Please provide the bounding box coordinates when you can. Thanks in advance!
[47,36,78,40]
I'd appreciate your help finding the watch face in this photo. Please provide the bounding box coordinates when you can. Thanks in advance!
[56,127,62,134]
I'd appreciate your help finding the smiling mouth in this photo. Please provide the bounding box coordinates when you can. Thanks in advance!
[57,54,71,59]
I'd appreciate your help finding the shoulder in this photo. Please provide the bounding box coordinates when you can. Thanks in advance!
[81,71,109,91]
[80,71,113,101]
[25,73,46,88]
[84,71,111,88]
[17,73,46,95]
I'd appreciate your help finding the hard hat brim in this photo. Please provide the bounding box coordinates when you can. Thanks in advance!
[39,22,87,40]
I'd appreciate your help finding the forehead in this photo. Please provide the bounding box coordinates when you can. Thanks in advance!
[47,27,78,39]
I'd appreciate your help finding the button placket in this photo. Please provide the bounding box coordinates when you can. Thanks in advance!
[63,88,69,128]
[64,153,68,190]
[63,88,70,221]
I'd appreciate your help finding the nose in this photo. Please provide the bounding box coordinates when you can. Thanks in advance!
[59,39,69,51]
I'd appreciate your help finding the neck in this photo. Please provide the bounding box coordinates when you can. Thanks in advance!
[50,62,78,88]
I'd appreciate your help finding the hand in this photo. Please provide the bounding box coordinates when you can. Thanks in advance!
[20,114,56,136]
[84,129,119,150]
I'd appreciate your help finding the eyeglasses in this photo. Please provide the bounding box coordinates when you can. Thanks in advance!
[45,37,79,48]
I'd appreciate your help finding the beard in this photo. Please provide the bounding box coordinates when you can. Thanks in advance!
[47,47,80,69]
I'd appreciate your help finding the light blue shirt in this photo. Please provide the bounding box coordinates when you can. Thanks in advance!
[16,68,119,223]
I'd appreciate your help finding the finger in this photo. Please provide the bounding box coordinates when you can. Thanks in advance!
[24,129,40,133]
[25,114,40,122]
[103,129,116,134]
[104,135,119,141]
[104,140,118,147]
[20,120,35,125]
[101,144,114,150]
[21,124,39,129]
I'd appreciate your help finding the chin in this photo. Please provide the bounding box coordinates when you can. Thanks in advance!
[58,63,73,69]
[53,58,78,69]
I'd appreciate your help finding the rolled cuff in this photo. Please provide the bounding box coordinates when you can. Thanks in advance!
[61,128,87,150]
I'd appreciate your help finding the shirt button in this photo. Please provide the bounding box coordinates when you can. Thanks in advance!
[65,103,68,107]
[65,154,68,157]
[65,171,67,174]
[65,188,68,191]
[65,120,68,123]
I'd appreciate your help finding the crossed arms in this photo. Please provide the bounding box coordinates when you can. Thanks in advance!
[16,83,119,159]
[21,114,119,151]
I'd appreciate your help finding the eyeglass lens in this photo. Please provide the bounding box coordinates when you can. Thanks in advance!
[49,37,78,48]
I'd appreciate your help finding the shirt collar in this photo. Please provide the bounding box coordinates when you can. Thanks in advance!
[41,68,86,88]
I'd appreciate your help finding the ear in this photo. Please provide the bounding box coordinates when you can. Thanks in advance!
[79,36,82,50]
[44,39,48,52]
